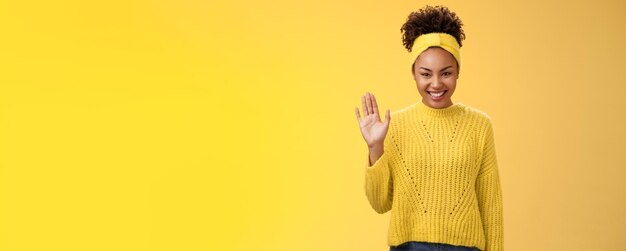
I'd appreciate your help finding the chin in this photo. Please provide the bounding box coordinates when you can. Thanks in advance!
[421,95,452,109]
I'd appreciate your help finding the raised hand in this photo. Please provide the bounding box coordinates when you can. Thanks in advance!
[355,92,391,149]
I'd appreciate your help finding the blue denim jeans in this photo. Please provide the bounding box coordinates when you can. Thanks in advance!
[389,241,481,251]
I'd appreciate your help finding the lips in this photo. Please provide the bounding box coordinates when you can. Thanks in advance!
[427,90,447,97]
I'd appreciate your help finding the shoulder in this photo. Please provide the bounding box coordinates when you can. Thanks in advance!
[388,103,417,128]
[458,103,497,143]
[382,103,417,139]
[459,102,494,127]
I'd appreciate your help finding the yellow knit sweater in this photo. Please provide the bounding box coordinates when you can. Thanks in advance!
[364,101,503,251]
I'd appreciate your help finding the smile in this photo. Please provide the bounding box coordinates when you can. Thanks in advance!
[427,90,447,97]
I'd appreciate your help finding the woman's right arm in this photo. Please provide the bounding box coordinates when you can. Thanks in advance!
[356,92,393,214]
[368,145,384,167]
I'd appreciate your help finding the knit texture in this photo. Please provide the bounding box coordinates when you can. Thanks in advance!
[364,101,503,251]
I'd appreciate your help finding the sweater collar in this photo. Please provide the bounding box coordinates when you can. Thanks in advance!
[415,100,465,118]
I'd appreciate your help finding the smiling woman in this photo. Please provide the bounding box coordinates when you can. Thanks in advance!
[401,5,465,110]
[413,47,458,109]
[355,5,504,251]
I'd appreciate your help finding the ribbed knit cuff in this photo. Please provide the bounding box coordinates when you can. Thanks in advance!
[476,168,504,251]
[364,150,393,214]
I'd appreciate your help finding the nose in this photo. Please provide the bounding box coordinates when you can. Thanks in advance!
[431,76,442,88]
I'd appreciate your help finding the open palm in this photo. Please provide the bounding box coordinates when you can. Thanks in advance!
[355,92,391,148]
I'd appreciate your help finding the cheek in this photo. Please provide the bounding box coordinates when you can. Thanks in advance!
[415,81,428,91]
[444,78,457,89]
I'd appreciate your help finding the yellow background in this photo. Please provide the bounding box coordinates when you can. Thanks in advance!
[1,0,625,250]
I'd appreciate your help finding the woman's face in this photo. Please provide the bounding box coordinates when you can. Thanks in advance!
[412,47,459,109]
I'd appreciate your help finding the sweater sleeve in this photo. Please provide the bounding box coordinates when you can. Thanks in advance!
[364,132,394,214]
[476,119,504,251]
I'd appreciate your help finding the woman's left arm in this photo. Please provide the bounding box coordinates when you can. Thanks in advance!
[476,118,504,251]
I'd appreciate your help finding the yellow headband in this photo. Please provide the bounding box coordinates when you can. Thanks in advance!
[410,32,461,68]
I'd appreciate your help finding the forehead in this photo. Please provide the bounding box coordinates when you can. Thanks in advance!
[415,47,457,68]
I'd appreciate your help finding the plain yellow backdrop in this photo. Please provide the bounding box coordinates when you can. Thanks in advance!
[1,0,625,250]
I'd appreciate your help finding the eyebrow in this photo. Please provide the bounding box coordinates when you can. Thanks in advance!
[419,65,453,72]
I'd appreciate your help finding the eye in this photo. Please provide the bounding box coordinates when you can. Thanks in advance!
[420,73,430,77]
[443,72,451,76]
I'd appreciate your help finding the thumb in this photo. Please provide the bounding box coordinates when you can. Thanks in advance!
[384,109,391,124]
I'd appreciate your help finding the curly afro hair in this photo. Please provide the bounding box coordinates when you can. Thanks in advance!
[400,5,465,52]
[401,5,465,74]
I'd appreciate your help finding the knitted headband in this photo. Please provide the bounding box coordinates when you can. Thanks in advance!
[410,32,462,68]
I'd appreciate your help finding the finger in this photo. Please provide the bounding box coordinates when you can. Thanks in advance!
[366,92,373,115]
[361,94,369,116]
[355,107,363,123]
[371,93,380,119]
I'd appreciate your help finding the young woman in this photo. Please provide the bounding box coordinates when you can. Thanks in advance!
[355,5,504,251]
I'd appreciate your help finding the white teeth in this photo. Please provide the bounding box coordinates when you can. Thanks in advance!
[429,91,445,97]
